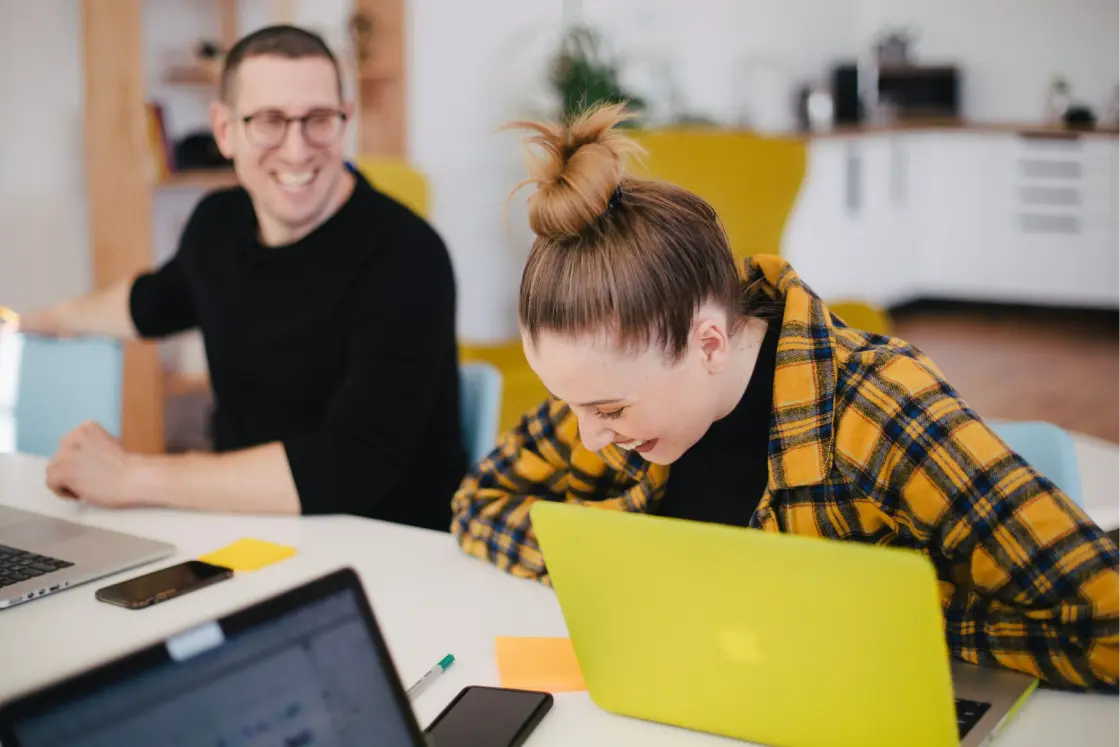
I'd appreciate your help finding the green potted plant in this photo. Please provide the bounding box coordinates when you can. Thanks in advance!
[549,24,645,125]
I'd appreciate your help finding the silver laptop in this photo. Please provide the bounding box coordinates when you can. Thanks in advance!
[0,506,174,609]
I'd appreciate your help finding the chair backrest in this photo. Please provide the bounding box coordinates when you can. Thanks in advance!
[350,158,430,218]
[5,334,123,458]
[828,300,893,336]
[989,421,1083,506]
[627,129,808,260]
[459,361,502,466]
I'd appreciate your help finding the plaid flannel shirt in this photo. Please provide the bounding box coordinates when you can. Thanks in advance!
[451,255,1119,692]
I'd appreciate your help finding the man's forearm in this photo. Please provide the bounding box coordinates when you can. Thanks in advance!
[124,442,301,515]
[19,277,139,339]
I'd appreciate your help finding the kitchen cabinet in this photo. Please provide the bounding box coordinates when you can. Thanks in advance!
[783,129,1119,310]
[784,133,922,307]
[914,133,1014,300]
[994,134,1115,306]
[860,133,921,305]
[782,136,861,301]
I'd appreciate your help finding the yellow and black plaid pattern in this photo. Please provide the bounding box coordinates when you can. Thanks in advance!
[451,255,1119,691]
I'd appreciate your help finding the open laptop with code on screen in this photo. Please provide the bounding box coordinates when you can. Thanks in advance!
[0,568,430,747]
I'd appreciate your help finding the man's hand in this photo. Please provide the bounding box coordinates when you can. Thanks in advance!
[0,306,20,337]
[8,278,140,341]
[44,425,299,515]
[14,308,71,338]
[45,422,144,507]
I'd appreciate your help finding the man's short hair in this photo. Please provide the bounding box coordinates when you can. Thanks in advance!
[219,25,342,104]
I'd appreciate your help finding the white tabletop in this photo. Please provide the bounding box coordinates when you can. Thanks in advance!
[0,443,1117,746]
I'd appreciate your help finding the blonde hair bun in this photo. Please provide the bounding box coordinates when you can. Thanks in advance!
[507,102,644,240]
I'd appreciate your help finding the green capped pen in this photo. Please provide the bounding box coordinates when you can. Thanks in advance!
[406,654,455,698]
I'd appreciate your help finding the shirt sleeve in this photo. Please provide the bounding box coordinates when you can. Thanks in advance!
[281,222,458,517]
[450,398,580,582]
[863,356,1119,692]
[129,200,205,339]
[129,255,197,339]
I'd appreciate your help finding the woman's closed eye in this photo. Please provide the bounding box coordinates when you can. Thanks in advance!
[595,408,625,420]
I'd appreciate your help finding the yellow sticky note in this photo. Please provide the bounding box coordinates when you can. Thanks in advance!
[495,636,587,692]
[198,538,296,572]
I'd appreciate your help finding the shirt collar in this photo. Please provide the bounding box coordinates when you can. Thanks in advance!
[745,255,839,489]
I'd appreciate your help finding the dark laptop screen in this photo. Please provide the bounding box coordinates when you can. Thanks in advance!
[9,587,419,747]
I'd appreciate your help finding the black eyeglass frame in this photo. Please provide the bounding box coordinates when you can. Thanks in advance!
[238,109,349,149]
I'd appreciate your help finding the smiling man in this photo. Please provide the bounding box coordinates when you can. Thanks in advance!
[16,26,466,529]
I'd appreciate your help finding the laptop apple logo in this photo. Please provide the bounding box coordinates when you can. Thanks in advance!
[719,627,766,665]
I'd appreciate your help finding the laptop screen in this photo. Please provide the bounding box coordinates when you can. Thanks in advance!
[8,585,420,747]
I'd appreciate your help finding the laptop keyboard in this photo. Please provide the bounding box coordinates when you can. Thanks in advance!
[955,698,991,738]
[0,544,73,588]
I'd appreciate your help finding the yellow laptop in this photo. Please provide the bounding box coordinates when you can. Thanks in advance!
[530,502,1038,747]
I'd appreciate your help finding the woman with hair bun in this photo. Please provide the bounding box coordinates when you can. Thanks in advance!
[451,103,1118,692]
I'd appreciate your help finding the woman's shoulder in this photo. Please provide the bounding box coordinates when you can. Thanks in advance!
[831,325,962,420]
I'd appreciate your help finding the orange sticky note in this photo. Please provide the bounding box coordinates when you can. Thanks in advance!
[495,636,587,692]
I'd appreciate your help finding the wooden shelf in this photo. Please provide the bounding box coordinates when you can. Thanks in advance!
[163,64,221,87]
[353,0,405,156]
[157,168,238,190]
[164,371,211,397]
[358,71,399,84]
[349,57,401,82]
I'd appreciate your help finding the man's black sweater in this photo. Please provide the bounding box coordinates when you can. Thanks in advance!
[130,168,466,530]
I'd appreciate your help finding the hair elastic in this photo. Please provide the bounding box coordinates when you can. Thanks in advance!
[605,185,624,214]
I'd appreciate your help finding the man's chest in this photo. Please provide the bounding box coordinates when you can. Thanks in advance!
[186,256,362,388]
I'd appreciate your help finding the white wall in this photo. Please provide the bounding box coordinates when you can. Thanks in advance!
[853,0,1120,123]
[580,0,856,130]
[2,0,1117,348]
[408,0,564,342]
[0,1,90,315]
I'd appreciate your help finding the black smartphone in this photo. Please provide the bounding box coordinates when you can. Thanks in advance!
[95,560,233,609]
[425,686,553,747]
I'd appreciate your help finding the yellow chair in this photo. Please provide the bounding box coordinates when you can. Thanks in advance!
[827,301,893,336]
[352,157,429,217]
[629,130,891,335]
[627,129,807,259]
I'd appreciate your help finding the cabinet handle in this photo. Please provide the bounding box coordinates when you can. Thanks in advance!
[890,138,907,206]
[1018,214,1081,234]
[845,144,861,214]
[1018,186,1080,207]
[1020,160,1081,179]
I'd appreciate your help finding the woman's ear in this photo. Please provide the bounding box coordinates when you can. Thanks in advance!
[693,317,731,373]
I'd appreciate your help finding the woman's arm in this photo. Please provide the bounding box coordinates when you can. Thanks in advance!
[850,355,1119,691]
[451,399,585,582]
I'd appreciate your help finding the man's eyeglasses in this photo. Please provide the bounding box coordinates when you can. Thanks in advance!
[240,109,348,149]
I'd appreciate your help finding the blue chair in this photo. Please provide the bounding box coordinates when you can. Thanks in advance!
[6,334,123,458]
[990,420,1083,507]
[459,361,502,466]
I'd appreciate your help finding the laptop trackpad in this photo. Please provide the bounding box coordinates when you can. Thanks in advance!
[5,518,86,548]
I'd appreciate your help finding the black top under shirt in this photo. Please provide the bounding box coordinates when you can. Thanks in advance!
[129,166,466,530]
[653,321,780,527]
